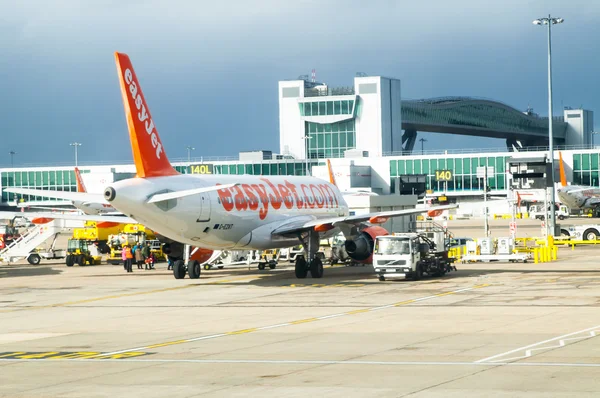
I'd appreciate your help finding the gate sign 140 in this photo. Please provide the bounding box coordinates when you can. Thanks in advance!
[190,164,214,174]
[435,170,453,181]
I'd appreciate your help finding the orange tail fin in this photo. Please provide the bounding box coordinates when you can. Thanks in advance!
[74,167,87,193]
[326,159,338,187]
[114,52,179,178]
[558,151,567,187]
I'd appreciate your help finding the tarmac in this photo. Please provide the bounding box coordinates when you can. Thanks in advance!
[1,218,600,397]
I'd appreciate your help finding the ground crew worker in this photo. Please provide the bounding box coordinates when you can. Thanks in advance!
[134,243,144,269]
[123,244,133,273]
[141,242,151,270]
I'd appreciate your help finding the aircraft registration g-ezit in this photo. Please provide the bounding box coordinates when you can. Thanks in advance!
[3,52,456,280]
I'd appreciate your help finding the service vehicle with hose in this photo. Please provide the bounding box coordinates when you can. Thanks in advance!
[373,232,456,281]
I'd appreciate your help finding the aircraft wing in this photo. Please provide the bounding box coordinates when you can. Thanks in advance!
[272,204,458,236]
[0,211,136,224]
[4,188,108,205]
[146,183,239,204]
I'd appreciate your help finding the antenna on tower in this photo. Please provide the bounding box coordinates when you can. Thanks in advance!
[311,69,316,83]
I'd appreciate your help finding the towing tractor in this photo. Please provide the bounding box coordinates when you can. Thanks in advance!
[373,232,456,281]
[65,239,102,266]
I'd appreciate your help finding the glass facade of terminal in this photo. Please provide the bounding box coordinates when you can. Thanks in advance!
[572,153,600,186]
[1,169,84,202]
[213,161,309,176]
[390,155,509,191]
[306,120,356,159]
[299,99,355,117]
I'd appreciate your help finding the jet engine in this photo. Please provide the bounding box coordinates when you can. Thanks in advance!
[344,226,389,263]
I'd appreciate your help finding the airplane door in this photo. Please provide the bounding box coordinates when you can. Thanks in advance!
[196,193,211,223]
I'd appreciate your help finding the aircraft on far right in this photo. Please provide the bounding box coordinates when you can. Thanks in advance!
[557,152,600,217]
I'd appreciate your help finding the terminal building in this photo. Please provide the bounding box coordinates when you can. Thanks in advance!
[0,73,596,213]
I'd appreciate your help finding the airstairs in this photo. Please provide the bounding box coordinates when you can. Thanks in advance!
[0,219,81,264]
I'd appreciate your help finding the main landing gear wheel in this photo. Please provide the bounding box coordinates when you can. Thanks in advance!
[309,257,323,279]
[295,256,308,279]
[173,260,186,279]
[187,260,201,279]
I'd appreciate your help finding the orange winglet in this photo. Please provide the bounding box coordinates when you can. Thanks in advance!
[427,209,443,217]
[74,167,87,193]
[31,217,53,224]
[96,222,122,229]
[369,216,389,224]
[558,151,567,187]
[114,52,179,178]
[326,159,338,187]
[314,223,335,232]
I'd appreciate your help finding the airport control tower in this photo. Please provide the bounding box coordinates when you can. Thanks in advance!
[278,74,402,160]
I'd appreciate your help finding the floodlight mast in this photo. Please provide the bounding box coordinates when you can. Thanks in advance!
[532,14,564,237]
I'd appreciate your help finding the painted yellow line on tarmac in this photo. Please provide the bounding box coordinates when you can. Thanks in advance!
[0,351,151,360]
[227,328,258,335]
[145,340,188,349]
[0,274,262,314]
[98,284,490,358]
[394,300,415,306]
[291,318,318,324]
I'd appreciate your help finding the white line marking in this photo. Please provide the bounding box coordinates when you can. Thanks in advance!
[2,358,600,368]
[101,286,482,357]
[476,324,600,363]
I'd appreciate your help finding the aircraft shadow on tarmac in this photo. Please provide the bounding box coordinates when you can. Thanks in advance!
[0,265,62,278]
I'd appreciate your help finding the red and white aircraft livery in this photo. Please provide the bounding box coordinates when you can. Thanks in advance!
[98,52,455,279]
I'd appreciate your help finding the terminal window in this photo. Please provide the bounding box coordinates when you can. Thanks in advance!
[390,155,508,192]
[299,100,355,117]
[306,120,356,159]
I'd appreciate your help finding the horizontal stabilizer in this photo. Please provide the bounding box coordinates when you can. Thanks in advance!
[4,188,107,204]
[146,183,240,204]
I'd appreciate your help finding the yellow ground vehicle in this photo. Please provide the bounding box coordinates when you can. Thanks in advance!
[65,239,102,266]
[106,224,165,265]
[71,221,123,254]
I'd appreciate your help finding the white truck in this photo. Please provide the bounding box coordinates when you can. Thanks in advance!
[559,224,600,241]
[372,232,456,281]
[529,204,569,220]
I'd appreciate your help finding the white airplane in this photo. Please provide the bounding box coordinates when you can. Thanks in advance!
[3,52,455,279]
[5,167,119,216]
[100,52,456,279]
[555,152,600,216]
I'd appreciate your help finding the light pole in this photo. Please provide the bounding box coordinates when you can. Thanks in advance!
[419,138,427,155]
[9,151,16,167]
[186,146,195,163]
[592,131,599,147]
[70,142,82,166]
[301,136,313,176]
[533,14,564,237]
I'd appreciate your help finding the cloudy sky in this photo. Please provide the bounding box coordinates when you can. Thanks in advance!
[1,0,599,166]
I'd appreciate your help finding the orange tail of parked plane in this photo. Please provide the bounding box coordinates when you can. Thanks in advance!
[558,151,568,187]
[114,52,179,178]
[326,159,338,187]
[74,167,87,193]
